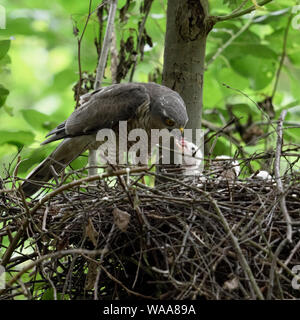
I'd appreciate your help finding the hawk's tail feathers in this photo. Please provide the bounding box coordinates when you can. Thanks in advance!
[21,136,93,197]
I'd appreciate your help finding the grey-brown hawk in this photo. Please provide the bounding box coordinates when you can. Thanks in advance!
[21,82,188,196]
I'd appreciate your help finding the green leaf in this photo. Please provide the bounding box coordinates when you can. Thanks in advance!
[0,40,11,60]
[204,70,224,107]
[128,1,136,13]
[18,145,53,174]
[21,109,54,131]
[0,54,11,70]
[228,103,261,121]
[222,0,239,9]
[213,136,233,155]
[225,43,278,60]
[230,56,276,90]
[41,288,62,300]
[0,84,9,107]
[284,128,300,143]
[3,104,13,116]
[289,49,300,67]
[0,130,35,148]
[69,153,88,170]
[285,105,300,120]
[51,68,77,91]
[216,67,249,91]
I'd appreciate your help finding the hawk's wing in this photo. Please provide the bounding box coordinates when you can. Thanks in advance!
[42,83,150,145]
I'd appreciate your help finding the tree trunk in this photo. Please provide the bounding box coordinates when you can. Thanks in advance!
[162,0,212,137]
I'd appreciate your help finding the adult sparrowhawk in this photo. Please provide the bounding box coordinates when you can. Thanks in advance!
[21,82,188,197]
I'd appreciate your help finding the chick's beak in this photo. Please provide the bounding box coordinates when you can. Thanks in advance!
[174,139,183,153]
[174,138,186,153]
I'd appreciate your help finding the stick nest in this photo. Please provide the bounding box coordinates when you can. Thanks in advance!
[1,162,300,300]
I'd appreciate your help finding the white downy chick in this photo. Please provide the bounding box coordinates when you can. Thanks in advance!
[174,138,203,176]
[250,170,272,181]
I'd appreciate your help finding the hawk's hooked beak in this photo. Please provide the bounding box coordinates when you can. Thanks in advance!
[179,127,184,135]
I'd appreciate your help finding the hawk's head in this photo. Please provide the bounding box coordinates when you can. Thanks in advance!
[144,83,188,132]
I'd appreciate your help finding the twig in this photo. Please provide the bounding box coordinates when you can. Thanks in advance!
[98,262,156,299]
[94,0,118,89]
[30,167,149,214]
[267,238,288,299]
[1,166,149,267]
[274,110,292,243]
[204,118,236,145]
[282,239,300,271]
[75,0,93,107]
[0,248,108,295]
[211,0,273,23]
[271,12,293,99]
[42,206,49,232]
[231,0,249,15]
[222,83,276,133]
[89,0,118,179]
[129,0,153,82]
[208,195,265,300]
[110,26,118,83]
[1,218,30,267]
[206,11,255,68]
[93,224,115,300]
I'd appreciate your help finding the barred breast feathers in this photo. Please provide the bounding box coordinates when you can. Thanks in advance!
[129,102,151,133]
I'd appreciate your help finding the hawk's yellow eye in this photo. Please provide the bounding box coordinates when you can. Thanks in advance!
[165,119,175,127]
